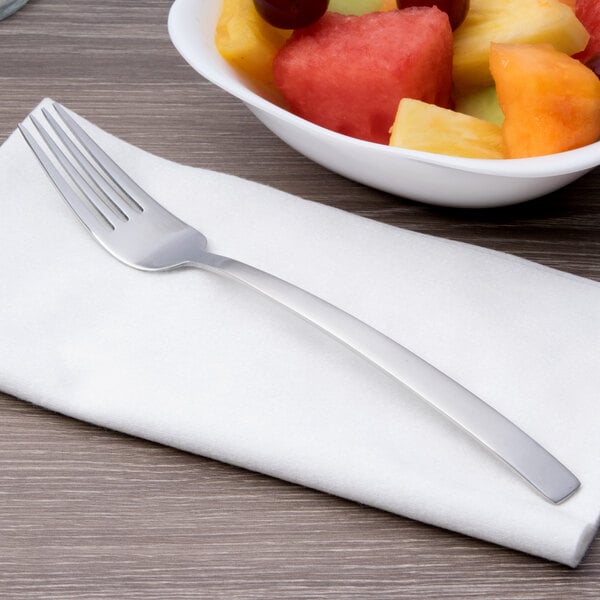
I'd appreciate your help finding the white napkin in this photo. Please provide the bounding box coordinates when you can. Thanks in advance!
[1,99,599,567]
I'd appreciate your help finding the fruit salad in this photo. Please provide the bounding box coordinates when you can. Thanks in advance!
[215,0,600,159]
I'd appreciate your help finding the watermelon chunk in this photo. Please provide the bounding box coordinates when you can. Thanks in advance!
[272,9,453,144]
[574,0,600,64]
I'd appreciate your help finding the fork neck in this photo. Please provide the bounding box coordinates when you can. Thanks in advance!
[186,250,233,272]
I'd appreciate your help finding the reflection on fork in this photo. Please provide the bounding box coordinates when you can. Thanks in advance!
[18,102,581,504]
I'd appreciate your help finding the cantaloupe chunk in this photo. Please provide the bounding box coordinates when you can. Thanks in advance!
[490,43,600,158]
[453,0,589,91]
[215,0,291,87]
[389,98,504,159]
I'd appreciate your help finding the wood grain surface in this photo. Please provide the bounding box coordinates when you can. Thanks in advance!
[1,1,599,598]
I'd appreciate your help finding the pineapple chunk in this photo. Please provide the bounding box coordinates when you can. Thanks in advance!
[215,0,291,88]
[389,98,504,159]
[490,43,600,158]
[453,0,589,91]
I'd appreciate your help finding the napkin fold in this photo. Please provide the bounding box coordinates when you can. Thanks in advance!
[1,99,599,567]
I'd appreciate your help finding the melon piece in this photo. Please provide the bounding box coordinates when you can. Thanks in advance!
[573,0,600,64]
[273,9,453,144]
[389,98,504,159]
[215,0,291,88]
[453,0,590,91]
[455,87,504,126]
[490,43,600,158]
[328,0,383,15]
[378,0,398,9]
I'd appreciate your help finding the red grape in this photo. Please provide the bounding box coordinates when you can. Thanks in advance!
[586,53,600,79]
[396,0,469,30]
[253,0,329,29]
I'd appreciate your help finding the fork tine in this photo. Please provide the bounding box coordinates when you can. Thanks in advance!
[18,121,115,233]
[54,102,153,212]
[27,115,118,229]
[41,108,132,221]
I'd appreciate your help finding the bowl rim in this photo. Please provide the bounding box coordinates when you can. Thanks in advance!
[168,0,600,180]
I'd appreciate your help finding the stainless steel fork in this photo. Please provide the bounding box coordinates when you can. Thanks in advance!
[19,102,580,503]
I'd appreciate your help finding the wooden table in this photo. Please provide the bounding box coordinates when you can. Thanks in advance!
[1,1,598,597]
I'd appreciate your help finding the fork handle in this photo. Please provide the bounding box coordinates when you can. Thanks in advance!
[193,252,580,504]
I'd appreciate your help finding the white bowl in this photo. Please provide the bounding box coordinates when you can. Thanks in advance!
[168,0,600,208]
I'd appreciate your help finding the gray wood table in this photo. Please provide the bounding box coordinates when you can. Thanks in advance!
[1,1,599,598]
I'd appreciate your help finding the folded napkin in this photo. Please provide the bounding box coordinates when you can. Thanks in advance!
[1,99,599,567]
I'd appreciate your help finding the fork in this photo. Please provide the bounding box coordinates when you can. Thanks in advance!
[18,102,580,504]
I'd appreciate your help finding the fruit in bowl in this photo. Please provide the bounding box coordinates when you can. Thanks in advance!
[168,0,600,207]
[272,7,454,144]
[214,0,600,159]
